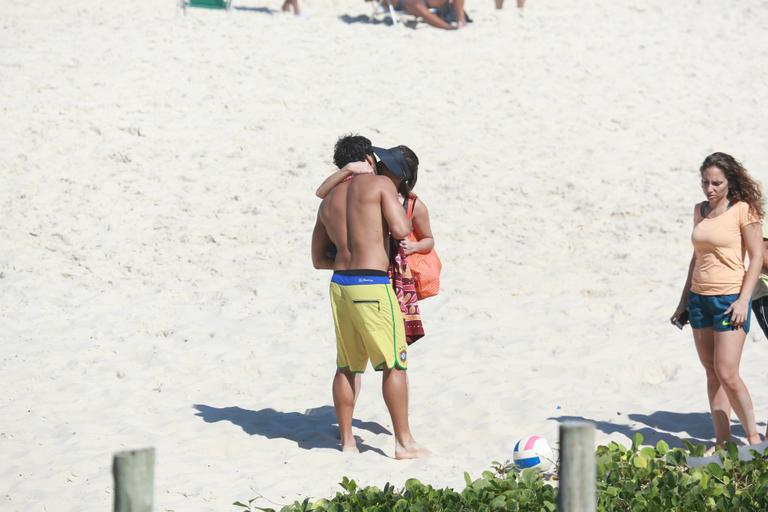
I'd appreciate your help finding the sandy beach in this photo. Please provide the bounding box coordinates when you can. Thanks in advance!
[2,0,768,509]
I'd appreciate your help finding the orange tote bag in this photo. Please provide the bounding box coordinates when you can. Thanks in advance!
[406,197,442,300]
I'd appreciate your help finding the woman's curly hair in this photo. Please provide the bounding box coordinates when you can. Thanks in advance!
[700,152,764,220]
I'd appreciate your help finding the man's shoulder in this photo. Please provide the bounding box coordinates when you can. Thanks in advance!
[352,173,387,183]
[349,174,390,193]
[320,182,349,214]
[351,174,392,189]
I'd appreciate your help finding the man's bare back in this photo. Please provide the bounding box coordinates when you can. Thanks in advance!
[346,174,411,271]
[318,181,353,270]
[313,174,410,272]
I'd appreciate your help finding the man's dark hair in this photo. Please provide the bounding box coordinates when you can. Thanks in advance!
[333,135,373,169]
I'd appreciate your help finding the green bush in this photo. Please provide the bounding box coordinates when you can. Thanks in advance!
[235,434,768,512]
[594,434,768,511]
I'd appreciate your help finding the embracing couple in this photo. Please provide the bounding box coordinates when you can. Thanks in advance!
[310,134,436,459]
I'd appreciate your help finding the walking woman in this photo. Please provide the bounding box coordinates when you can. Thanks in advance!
[671,152,764,447]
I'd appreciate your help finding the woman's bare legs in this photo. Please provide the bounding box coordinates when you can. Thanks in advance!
[693,328,732,446]
[693,327,760,447]
[712,328,760,444]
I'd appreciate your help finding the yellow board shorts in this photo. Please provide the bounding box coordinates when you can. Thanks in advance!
[329,270,407,373]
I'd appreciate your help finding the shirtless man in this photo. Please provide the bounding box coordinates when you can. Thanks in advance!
[311,135,429,459]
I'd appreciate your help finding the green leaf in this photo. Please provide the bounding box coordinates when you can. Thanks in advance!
[633,454,648,469]
[655,440,669,455]
[684,440,706,457]
[710,484,726,496]
[405,478,424,493]
[309,499,329,511]
[707,462,724,479]
[392,498,409,512]
[489,495,506,509]
[521,468,538,484]
[464,472,473,487]
[632,432,644,450]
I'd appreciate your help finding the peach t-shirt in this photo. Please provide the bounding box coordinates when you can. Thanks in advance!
[691,201,760,295]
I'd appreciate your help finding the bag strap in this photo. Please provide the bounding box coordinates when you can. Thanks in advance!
[405,197,416,219]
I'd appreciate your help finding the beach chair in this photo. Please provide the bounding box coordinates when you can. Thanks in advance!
[180,0,232,12]
[370,0,402,26]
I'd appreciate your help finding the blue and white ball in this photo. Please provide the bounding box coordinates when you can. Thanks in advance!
[512,435,554,472]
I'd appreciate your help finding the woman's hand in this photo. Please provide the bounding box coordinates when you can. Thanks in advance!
[343,161,374,175]
[400,239,417,256]
[724,298,750,329]
[670,303,687,327]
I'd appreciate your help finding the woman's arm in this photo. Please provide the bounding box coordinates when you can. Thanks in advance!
[671,206,699,324]
[674,254,695,309]
[724,222,764,328]
[315,161,374,198]
[400,199,434,255]
[670,253,695,326]
[738,223,764,300]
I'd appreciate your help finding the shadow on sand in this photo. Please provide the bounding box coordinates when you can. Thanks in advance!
[338,14,418,29]
[194,404,391,456]
[233,6,278,14]
[549,410,764,448]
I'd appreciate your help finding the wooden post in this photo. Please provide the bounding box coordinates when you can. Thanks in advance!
[557,422,595,512]
[113,448,155,512]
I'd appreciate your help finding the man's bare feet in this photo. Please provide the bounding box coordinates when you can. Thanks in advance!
[747,434,761,445]
[395,441,430,460]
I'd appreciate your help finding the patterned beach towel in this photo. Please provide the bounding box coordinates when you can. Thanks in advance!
[389,244,425,345]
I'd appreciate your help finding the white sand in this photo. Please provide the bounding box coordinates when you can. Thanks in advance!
[2,0,768,509]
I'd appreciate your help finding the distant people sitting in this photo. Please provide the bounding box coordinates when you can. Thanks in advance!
[282,0,300,15]
[495,0,525,9]
[393,0,466,30]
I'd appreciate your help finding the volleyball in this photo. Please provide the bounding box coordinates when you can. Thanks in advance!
[512,435,554,471]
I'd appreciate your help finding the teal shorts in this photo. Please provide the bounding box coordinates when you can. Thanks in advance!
[688,292,751,333]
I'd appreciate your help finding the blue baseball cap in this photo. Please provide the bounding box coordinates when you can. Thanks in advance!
[372,146,411,180]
